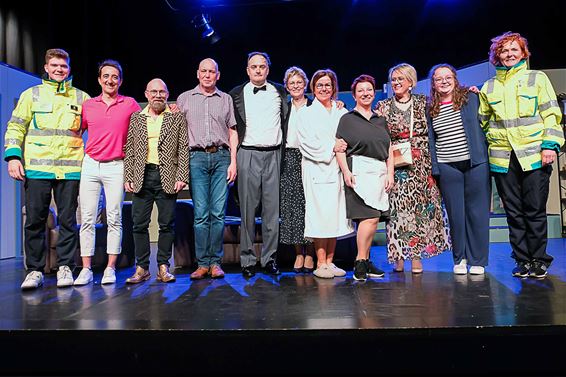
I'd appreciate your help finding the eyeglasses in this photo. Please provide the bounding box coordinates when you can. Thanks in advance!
[147,90,168,97]
[288,80,305,88]
[315,83,333,89]
[390,77,406,84]
[433,76,454,84]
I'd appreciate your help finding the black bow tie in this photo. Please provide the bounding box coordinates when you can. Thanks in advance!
[253,85,267,94]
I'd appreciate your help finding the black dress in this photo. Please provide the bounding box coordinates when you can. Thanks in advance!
[279,99,312,245]
[336,110,391,220]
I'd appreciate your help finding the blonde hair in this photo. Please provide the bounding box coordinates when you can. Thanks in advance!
[283,66,309,89]
[388,63,417,88]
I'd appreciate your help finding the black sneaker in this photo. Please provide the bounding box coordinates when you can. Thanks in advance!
[365,259,385,278]
[512,262,530,278]
[529,261,548,279]
[353,260,368,281]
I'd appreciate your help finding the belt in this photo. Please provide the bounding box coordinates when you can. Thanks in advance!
[99,158,123,163]
[146,163,159,169]
[191,145,226,153]
[240,144,280,152]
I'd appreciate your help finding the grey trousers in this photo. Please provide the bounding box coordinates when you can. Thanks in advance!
[237,147,280,267]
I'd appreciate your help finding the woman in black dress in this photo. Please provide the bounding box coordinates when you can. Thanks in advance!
[280,66,314,272]
[336,75,394,281]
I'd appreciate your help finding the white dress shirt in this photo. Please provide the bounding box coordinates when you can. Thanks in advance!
[242,82,282,147]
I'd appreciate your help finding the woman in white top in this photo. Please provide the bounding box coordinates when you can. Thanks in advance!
[297,69,353,279]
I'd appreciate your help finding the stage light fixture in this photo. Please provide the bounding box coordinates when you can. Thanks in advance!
[192,12,221,44]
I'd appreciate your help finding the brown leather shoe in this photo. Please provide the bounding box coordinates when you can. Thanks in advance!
[157,264,176,283]
[126,266,150,284]
[210,265,225,279]
[190,266,210,280]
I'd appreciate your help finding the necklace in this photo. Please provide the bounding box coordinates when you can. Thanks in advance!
[394,95,412,104]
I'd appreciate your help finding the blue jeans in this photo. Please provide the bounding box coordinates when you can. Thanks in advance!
[190,149,230,267]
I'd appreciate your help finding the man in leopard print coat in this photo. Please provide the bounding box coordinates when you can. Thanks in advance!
[124,78,189,284]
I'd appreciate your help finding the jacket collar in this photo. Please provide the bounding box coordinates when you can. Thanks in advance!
[141,104,171,116]
[495,59,527,82]
[42,74,73,94]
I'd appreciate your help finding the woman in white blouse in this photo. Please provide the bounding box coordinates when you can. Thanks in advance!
[297,69,353,279]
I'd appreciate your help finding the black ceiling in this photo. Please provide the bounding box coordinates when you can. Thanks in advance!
[5,0,564,100]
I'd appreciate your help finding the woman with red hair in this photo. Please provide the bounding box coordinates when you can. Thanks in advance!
[479,32,564,279]
[336,74,393,281]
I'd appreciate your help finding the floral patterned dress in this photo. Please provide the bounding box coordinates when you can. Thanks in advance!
[376,94,451,262]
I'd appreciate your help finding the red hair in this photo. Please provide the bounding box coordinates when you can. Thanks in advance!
[350,74,376,94]
[489,31,530,66]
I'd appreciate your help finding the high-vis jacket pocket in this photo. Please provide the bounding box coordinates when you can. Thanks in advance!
[517,87,538,117]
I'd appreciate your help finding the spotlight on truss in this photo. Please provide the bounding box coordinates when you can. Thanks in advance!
[192,13,220,44]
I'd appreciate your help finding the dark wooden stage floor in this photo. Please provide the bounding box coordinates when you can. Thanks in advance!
[1,239,565,376]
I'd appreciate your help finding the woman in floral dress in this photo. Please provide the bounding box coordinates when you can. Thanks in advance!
[375,63,451,273]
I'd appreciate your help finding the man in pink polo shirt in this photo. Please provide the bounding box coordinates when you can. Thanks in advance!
[73,60,141,286]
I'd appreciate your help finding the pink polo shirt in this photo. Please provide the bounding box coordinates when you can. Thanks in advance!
[82,94,141,161]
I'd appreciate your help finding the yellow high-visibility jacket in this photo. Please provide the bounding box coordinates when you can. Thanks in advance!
[479,60,564,173]
[4,77,90,180]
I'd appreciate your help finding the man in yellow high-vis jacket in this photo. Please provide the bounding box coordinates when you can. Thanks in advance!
[479,32,564,279]
[4,48,90,289]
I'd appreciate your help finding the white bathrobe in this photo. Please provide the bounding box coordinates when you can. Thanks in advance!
[297,99,353,238]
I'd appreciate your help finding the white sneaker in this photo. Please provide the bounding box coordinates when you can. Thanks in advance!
[313,264,334,279]
[21,271,44,290]
[469,266,485,275]
[453,259,467,275]
[56,266,74,288]
[101,267,116,285]
[328,262,346,277]
[73,268,93,286]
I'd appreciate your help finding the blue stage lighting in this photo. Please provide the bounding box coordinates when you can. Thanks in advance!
[192,13,221,44]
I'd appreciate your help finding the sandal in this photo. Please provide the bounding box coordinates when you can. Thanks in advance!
[293,254,305,273]
[393,260,404,272]
[302,255,314,273]
[411,259,423,274]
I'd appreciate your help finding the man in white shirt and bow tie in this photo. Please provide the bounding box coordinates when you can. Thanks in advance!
[229,52,289,278]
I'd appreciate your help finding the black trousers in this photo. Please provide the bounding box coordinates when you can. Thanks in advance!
[493,152,553,266]
[132,165,177,269]
[24,179,79,271]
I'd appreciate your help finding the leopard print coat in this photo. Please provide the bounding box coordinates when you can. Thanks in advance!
[124,110,189,194]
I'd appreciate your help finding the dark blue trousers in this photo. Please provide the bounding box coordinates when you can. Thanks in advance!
[438,160,491,266]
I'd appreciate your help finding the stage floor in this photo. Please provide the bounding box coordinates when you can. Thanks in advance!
[1,239,565,331]
[1,240,566,376]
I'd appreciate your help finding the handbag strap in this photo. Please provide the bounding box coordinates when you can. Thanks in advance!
[409,100,414,139]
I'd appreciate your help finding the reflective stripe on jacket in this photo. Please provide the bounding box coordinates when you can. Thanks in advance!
[4,77,90,179]
[478,60,564,173]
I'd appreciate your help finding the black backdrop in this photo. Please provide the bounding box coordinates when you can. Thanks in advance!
[2,0,564,100]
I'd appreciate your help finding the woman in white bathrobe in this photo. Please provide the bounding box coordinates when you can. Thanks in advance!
[297,69,353,279]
